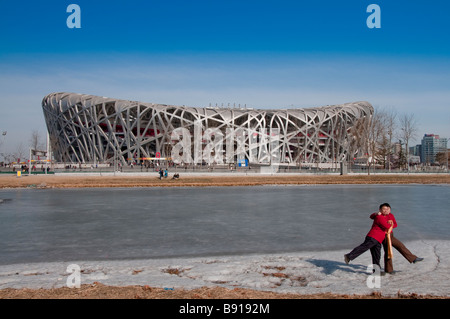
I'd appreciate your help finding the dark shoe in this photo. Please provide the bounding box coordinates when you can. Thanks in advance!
[413,257,424,263]
[344,254,350,264]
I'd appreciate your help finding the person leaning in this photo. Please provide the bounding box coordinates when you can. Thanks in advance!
[370,203,423,274]
[344,203,393,269]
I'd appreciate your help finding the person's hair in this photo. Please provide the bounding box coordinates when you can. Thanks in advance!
[379,203,391,209]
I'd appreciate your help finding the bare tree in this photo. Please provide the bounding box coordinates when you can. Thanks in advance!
[377,133,391,169]
[30,130,45,151]
[370,108,397,170]
[384,108,397,171]
[14,142,27,164]
[348,117,369,161]
[366,108,387,175]
[398,113,418,172]
[435,152,448,165]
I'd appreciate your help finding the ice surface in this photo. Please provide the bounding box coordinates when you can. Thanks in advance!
[1,240,449,297]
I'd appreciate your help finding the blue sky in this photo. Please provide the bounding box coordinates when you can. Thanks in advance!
[1,0,449,156]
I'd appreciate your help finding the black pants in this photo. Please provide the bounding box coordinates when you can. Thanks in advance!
[347,236,381,267]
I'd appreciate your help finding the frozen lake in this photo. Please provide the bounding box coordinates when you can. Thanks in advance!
[1,184,449,265]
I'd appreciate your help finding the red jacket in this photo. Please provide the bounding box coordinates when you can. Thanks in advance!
[366,213,395,243]
[370,212,398,230]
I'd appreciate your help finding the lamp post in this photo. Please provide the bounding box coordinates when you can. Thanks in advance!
[388,128,392,172]
[446,144,449,173]
[444,138,449,173]
[0,131,7,164]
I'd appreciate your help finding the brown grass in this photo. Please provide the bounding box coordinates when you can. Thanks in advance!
[1,173,449,189]
[0,283,446,299]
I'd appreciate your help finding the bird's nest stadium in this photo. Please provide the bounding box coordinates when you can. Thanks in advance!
[42,92,373,167]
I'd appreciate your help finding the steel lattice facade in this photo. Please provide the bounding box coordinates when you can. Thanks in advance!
[42,92,373,165]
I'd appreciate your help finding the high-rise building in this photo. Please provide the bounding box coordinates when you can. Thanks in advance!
[421,134,448,164]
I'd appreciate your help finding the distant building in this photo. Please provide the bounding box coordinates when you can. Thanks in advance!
[421,134,448,164]
[410,145,421,157]
[409,155,421,165]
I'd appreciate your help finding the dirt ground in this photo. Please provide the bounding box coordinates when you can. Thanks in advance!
[1,173,449,299]
[0,283,445,299]
[1,173,450,189]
